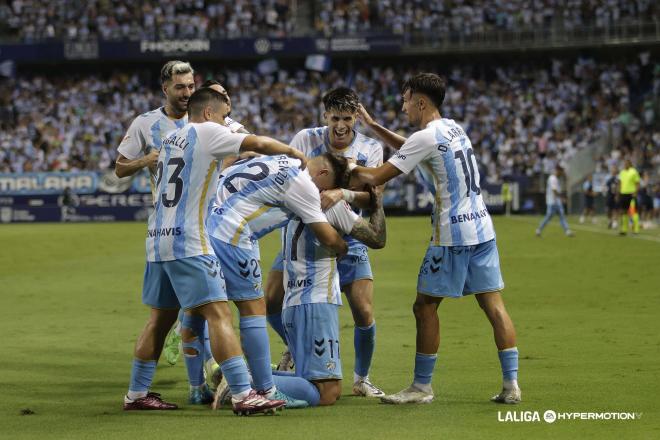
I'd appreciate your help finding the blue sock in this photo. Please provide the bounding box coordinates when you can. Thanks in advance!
[220,356,251,396]
[498,347,519,381]
[354,323,376,378]
[202,321,213,364]
[267,313,287,345]
[181,314,205,387]
[129,359,157,392]
[239,316,273,392]
[272,370,295,377]
[413,353,437,385]
[177,308,184,322]
[272,375,320,406]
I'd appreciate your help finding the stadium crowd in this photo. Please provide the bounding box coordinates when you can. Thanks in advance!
[0,0,293,42]
[1,0,657,42]
[1,56,657,186]
[314,0,658,36]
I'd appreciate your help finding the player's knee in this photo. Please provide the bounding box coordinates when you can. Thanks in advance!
[317,383,342,406]
[351,300,373,326]
[412,299,432,320]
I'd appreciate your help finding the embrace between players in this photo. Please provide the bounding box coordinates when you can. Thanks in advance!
[117,60,521,416]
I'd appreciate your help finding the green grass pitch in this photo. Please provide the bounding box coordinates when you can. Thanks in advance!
[1,216,659,439]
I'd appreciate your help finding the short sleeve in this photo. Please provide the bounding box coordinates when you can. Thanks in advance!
[289,130,309,155]
[387,131,433,175]
[324,201,360,235]
[282,170,328,225]
[367,140,384,167]
[225,117,245,133]
[197,122,248,160]
[117,117,146,159]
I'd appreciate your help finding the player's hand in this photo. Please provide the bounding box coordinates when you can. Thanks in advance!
[143,149,159,172]
[320,189,344,210]
[288,148,307,169]
[144,149,159,166]
[357,104,375,126]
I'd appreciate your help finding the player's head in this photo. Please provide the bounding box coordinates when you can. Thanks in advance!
[161,60,195,116]
[322,87,360,149]
[401,73,446,127]
[624,159,633,169]
[187,88,230,125]
[555,165,564,176]
[610,165,618,175]
[201,79,232,116]
[307,153,349,191]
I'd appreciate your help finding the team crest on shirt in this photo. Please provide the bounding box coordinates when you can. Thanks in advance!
[326,361,336,371]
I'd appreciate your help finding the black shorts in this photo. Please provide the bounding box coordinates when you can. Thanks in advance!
[607,195,617,210]
[619,194,634,211]
[584,196,594,209]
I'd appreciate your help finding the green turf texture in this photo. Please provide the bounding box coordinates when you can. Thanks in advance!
[1,216,658,439]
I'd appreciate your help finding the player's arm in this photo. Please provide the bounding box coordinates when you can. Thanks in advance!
[307,222,348,257]
[357,104,407,150]
[115,118,155,177]
[350,162,402,188]
[239,135,307,167]
[115,150,158,178]
[347,187,386,249]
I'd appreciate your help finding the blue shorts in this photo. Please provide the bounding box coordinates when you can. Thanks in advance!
[142,255,227,310]
[282,303,342,381]
[210,238,263,301]
[337,246,373,287]
[270,251,284,272]
[417,239,504,298]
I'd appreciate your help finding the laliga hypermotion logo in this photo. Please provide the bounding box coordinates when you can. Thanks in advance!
[498,410,643,423]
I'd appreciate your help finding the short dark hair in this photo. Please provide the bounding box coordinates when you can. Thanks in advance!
[322,152,350,188]
[402,73,446,109]
[322,87,360,114]
[160,60,194,85]
[187,88,229,117]
[201,79,221,88]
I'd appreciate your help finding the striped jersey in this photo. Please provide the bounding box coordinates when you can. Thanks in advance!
[388,118,495,246]
[207,156,328,249]
[118,106,244,160]
[282,200,359,309]
[290,126,383,253]
[146,121,248,262]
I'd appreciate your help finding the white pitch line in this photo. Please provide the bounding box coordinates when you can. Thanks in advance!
[504,216,660,244]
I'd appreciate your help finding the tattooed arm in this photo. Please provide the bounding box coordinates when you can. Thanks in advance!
[348,187,387,249]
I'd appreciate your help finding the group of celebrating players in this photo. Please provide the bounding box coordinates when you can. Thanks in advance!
[117,60,521,416]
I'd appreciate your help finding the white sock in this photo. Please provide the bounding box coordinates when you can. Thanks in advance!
[263,386,277,399]
[412,382,433,394]
[354,372,367,384]
[231,389,251,403]
[174,321,182,336]
[189,384,203,392]
[126,390,147,401]
[503,379,519,390]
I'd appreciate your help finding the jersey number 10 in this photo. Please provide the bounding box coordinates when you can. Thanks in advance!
[454,148,481,197]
